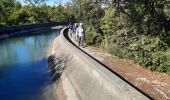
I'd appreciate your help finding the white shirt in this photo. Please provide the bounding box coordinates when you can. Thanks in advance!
[76,27,79,36]
[78,26,84,36]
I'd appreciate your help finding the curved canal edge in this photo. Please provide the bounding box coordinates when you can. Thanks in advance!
[0,22,67,40]
[48,28,151,100]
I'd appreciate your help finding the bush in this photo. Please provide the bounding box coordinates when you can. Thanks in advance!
[85,25,102,45]
[164,49,170,75]
[92,33,102,46]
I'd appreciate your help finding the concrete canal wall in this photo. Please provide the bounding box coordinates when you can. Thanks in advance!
[48,28,150,100]
[0,22,67,39]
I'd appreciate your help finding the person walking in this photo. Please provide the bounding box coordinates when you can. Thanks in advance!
[75,24,79,42]
[68,23,72,37]
[78,23,85,47]
[72,23,77,39]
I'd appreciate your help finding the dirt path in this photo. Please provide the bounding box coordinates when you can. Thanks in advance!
[69,35,170,100]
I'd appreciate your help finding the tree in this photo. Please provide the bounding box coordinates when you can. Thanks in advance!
[0,0,22,26]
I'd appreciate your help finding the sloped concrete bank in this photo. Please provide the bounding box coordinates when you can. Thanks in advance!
[48,28,150,100]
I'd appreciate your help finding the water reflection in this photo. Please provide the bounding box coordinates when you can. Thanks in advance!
[0,30,57,65]
[0,30,58,100]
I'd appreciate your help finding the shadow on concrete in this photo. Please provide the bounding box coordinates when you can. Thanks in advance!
[48,53,73,82]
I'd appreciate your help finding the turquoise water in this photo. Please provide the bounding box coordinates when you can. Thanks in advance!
[0,30,58,100]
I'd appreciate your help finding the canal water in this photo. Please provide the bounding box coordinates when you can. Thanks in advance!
[0,30,59,100]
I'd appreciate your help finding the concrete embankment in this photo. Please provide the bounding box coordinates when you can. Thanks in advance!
[48,28,150,100]
[0,22,67,39]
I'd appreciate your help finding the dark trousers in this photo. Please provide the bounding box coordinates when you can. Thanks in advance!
[78,36,84,47]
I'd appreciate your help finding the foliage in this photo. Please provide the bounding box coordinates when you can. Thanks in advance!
[102,0,170,73]
[85,25,102,45]
[165,49,170,75]
[0,0,21,25]
[0,0,74,26]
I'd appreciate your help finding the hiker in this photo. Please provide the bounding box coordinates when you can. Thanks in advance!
[75,24,79,42]
[78,23,85,47]
[71,23,77,39]
[68,23,72,37]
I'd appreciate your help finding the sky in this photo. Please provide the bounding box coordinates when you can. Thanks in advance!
[17,0,70,5]
[47,0,70,5]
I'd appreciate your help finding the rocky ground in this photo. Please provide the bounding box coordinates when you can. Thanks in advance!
[69,35,170,100]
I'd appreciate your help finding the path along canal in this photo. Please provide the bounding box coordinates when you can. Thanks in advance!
[0,29,59,100]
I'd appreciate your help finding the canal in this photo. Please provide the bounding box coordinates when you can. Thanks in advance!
[0,29,59,100]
